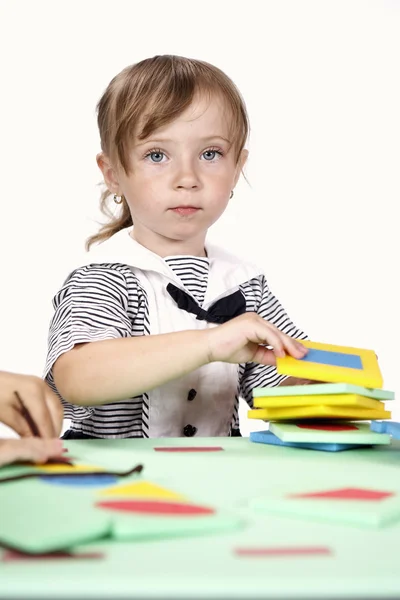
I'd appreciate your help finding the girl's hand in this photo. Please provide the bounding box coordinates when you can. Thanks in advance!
[205,313,308,365]
[0,372,63,438]
[0,437,64,467]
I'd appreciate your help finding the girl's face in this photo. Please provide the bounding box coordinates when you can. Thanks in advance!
[98,94,247,257]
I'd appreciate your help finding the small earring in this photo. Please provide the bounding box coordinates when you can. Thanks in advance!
[113,194,124,205]
[230,190,234,199]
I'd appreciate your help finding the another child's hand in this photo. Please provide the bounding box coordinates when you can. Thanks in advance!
[0,371,63,438]
[206,313,307,365]
[0,437,64,467]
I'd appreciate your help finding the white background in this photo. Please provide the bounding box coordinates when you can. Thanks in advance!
[0,0,398,438]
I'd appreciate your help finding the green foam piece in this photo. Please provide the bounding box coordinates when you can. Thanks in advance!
[269,422,391,445]
[111,512,243,541]
[250,486,400,528]
[0,480,111,554]
[253,383,394,400]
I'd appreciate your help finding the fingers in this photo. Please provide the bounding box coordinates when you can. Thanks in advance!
[0,438,64,467]
[0,373,63,439]
[17,380,57,439]
[280,335,308,359]
[0,405,33,438]
[255,319,307,360]
[251,345,278,366]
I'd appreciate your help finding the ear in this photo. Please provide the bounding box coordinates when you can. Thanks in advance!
[96,153,120,194]
[232,148,249,188]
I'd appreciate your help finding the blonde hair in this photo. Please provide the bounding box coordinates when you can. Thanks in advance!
[87,55,249,249]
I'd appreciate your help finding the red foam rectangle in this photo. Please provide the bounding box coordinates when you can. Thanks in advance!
[297,424,358,431]
[234,546,332,557]
[289,487,394,502]
[154,447,224,452]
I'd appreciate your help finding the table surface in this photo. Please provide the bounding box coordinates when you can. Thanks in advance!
[2,436,400,599]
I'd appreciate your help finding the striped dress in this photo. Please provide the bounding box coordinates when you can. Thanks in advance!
[44,230,307,438]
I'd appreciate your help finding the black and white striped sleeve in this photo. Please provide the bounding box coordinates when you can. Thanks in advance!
[44,264,138,420]
[239,275,308,407]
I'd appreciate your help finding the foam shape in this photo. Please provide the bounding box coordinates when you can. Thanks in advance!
[276,341,383,388]
[31,464,105,474]
[248,405,391,421]
[269,421,390,444]
[0,480,111,554]
[250,430,365,452]
[234,546,332,557]
[40,475,117,487]
[111,512,242,541]
[96,499,215,516]
[250,486,400,528]
[253,394,385,410]
[289,488,394,501]
[154,447,224,452]
[371,421,400,439]
[253,383,394,400]
[99,481,187,500]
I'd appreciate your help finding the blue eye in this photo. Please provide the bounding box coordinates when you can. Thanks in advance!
[148,151,164,163]
[202,150,217,161]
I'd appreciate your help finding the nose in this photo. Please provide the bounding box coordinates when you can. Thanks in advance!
[173,158,201,191]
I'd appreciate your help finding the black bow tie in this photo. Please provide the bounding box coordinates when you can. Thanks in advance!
[166,283,246,324]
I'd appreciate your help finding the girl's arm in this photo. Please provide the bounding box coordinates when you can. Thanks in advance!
[53,313,306,406]
[53,330,210,405]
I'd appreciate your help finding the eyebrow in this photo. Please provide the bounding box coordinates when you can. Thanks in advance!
[136,135,232,147]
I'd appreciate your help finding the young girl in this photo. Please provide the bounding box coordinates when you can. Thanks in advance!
[45,55,309,439]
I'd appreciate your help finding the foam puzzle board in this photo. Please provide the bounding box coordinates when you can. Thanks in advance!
[253,383,394,400]
[248,405,391,421]
[269,421,391,444]
[276,341,383,388]
[250,485,400,528]
[253,394,385,410]
[250,429,366,452]
[111,512,243,540]
[0,480,111,554]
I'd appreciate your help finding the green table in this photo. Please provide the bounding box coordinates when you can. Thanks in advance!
[2,436,400,599]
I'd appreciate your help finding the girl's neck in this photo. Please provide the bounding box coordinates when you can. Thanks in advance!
[130,228,207,258]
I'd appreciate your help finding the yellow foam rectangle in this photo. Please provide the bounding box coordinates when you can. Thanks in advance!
[253,394,384,410]
[248,405,391,421]
[276,341,383,389]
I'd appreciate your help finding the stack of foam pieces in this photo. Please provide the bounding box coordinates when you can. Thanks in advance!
[248,341,397,452]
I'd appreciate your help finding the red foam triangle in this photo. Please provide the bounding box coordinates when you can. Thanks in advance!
[297,424,358,431]
[96,499,215,515]
[288,487,394,501]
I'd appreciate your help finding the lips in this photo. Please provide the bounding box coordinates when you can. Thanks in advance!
[170,207,200,216]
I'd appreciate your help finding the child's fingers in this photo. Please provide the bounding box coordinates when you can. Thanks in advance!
[0,405,33,438]
[19,382,58,438]
[280,334,308,359]
[0,438,64,467]
[251,345,278,366]
[256,321,307,359]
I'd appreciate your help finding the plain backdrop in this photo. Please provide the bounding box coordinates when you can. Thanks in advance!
[0,0,399,438]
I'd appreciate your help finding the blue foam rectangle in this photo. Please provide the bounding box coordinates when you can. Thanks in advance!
[301,348,362,370]
[250,430,366,452]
